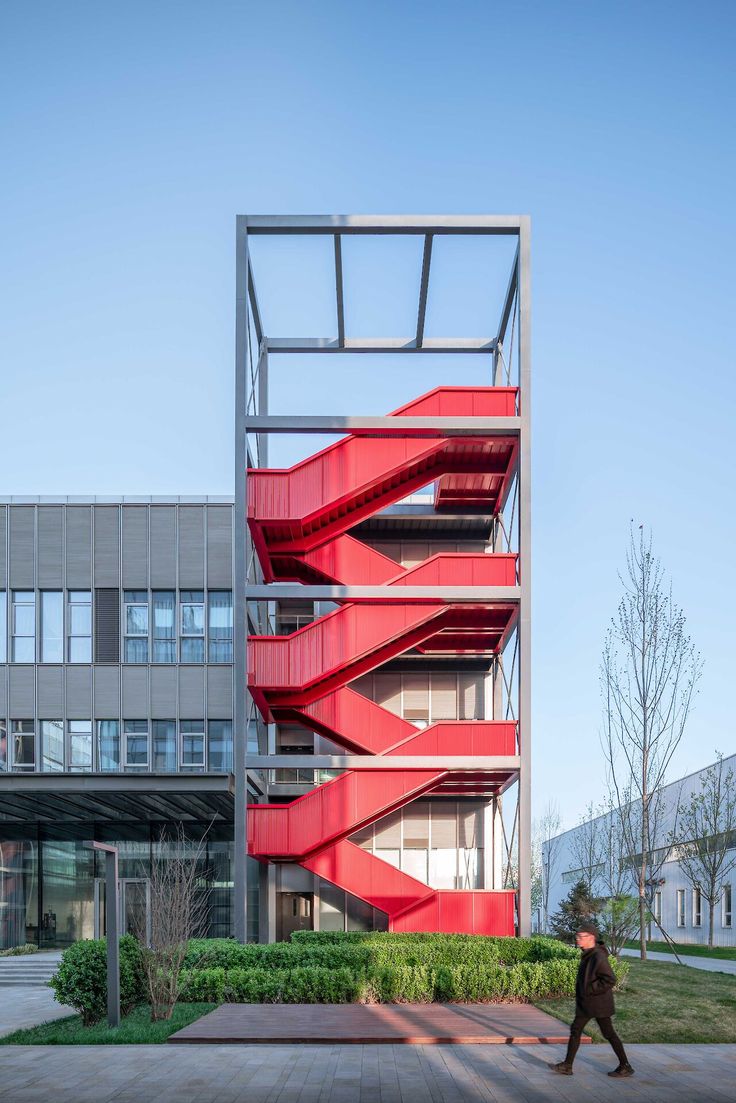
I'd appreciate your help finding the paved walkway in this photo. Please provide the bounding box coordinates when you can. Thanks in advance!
[170,1002,581,1045]
[621,948,736,974]
[1,1043,735,1101]
[0,987,73,1038]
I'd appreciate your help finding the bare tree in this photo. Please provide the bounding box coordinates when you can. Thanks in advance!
[601,526,702,960]
[592,793,640,956]
[675,755,736,949]
[136,823,212,1021]
[570,802,606,894]
[537,801,563,933]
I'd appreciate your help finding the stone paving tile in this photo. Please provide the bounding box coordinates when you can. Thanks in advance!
[0,1044,734,1102]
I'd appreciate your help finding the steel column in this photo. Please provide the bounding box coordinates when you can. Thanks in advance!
[517,217,532,936]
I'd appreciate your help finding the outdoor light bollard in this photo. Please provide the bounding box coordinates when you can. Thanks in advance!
[84,841,121,1027]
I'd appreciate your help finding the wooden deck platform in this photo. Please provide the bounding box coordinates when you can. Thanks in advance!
[168,1003,587,1045]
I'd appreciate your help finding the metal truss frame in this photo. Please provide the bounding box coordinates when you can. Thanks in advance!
[235,215,531,941]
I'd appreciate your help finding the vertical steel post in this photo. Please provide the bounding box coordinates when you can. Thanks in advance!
[233,217,249,942]
[517,216,532,936]
[85,842,119,1027]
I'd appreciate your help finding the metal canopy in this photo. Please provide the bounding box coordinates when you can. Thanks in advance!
[0,773,235,824]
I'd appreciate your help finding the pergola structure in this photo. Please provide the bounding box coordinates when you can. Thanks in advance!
[234,215,531,940]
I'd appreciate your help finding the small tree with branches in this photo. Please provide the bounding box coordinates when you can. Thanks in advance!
[601,526,702,960]
[675,755,736,949]
[538,801,563,933]
[570,801,606,895]
[136,823,212,1021]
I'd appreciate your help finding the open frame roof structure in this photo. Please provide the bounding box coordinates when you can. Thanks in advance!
[234,214,531,941]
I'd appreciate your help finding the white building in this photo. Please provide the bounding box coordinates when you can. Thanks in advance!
[542,753,736,948]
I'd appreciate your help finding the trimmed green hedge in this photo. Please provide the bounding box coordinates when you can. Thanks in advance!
[49,935,145,1025]
[179,934,628,1004]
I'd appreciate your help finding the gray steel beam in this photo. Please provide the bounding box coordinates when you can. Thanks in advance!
[416,234,433,347]
[250,755,520,770]
[496,242,519,346]
[244,215,522,235]
[244,415,520,435]
[233,217,249,943]
[265,337,496,353]
[256,341,269,467]
[245,585,520,601]
[334,235,345,347]
[247,256,263,345]
[517,215,532,937]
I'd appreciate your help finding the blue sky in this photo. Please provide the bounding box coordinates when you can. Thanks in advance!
[1,1,734,826]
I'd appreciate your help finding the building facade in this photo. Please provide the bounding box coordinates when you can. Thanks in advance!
[543,753,736,947]
[0,497,262,949]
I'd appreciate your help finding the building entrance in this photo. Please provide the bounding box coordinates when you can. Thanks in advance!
[277,892,313,942]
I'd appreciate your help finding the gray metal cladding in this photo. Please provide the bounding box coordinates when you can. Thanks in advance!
[0,506,8,587]
[94,665,120,717]
[122,507,149,588]
[66,507,92,587]
[37,665,64,717]
[9,507,35,588]
[66,665,92,718]
[151,665,177,716]
[37,507,64,587]
[207,506,233,588]
[8,665,35,715]
[178,507,205,588]
[149,507,177,587]
[94,588,120,663]
[122,665,149,717]
[93,507,120,586]
[179,665,205,716]
[207,665,233,718]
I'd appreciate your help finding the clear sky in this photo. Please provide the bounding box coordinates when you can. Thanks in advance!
[1,1,734,828]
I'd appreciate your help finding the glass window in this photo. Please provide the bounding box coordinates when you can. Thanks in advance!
[181,720,205,769]
[97,720,120,772]
[318,878,345,932]
[180,591,204,662]
[208,720,232,772]
[68,720,92,772]
[152,720,176,771]
[693,887,702,927]
[11,720,35,771]
[41,592,64,663]
[152,592,175,663]
[723,885,732,928]
[12,592,35,662]
[208,591,233,663]
[677,888,686,927]
[124,591,149,663]
[124,720,149,769]
[41,719,64,771]
[67,591,92,662]
[0,720,6,770]
[0,592,6,662]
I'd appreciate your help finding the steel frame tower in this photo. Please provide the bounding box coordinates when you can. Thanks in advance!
[234,215,531,940]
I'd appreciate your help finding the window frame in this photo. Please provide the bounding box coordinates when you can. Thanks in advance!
[11,591,36,663]
[179,591,205,663]
[67,719,93,772]
[676,888,686,927]
[180,720,206,769]
[0,591,7,663]
[40,590,64,663]
[123,720,150,769]
[723,884,733,929]
[692,886,702,927]
[123,591,150,664]
[10,719,36,771]
[67,590,92,663]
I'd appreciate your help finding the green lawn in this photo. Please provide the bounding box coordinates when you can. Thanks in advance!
[0,1003,216,1045]
[623,939,736,961]
[535,959,736,1044]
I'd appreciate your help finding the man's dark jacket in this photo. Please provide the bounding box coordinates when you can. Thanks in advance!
[575,944,616,1018]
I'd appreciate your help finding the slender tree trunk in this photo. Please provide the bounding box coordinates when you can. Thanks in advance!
[709,901,715,950]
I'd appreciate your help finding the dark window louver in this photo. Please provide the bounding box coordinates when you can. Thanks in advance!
[95,588,120,662]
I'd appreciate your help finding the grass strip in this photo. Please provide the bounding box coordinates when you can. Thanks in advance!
[0,1002,216,1045]
[535,959,736,1044]
[622,939,736,961]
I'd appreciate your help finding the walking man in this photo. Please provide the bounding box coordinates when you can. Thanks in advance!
[550,922,634,1078]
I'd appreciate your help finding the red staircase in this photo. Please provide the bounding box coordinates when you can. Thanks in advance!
[247,387,519,935]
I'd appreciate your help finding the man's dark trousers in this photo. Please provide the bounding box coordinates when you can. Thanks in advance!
[565,1012,628,1067]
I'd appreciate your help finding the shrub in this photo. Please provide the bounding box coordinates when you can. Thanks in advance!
[180,965,358,1003]
[49,935,144,1026]
[0,943,40,957]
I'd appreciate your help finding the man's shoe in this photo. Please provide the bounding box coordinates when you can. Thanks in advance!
[549,1062,573,1075]
[608,1064,635,1077]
